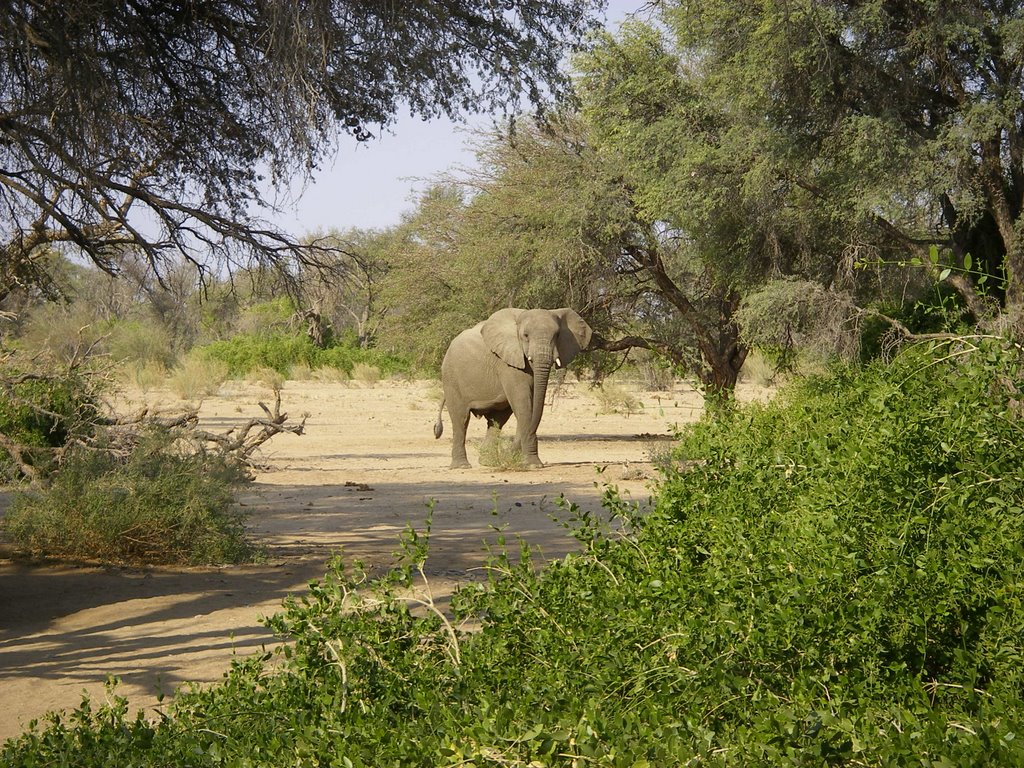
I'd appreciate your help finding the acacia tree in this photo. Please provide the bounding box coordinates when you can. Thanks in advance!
[378,113,748,395]
[0,0,606,304]
[660,0,1024,319]
[376,185,485,369]
[290,228,393,348]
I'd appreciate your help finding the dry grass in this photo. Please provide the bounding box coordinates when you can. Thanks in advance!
[592,381,643,416]
[122,360,169,393]
[312,366,349,383]
[247,366,285,392]
[477,433,527,470]
[167,354,228,400]
[351,363,381,385]
[289,363,313,381]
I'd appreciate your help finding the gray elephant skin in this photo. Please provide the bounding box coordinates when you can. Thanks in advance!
[434,307,593,468]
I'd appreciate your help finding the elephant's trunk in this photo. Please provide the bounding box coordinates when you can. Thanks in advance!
[528,353,553,442]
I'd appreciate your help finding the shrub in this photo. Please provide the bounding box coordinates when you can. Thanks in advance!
[199,333,313,376]
[246,365,285,392]
[643,337,1024,761]
[592,380,642,415]
[0,367,98,480]
[105,319,176,367]
[167,353,228,399]
[311,365,349,383]
[198,332,413,379]
[233,296,297,337]
[289,362,313,380]
[3,430,256,565]
[14,302,103,364]
[121,360,169,393]
[350,362,381,384]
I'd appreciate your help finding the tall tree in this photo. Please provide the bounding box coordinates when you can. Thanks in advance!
[662,0,1024,318]
[0,0,606,303]
[380,114,750,395]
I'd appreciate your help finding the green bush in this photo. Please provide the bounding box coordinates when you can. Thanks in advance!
[199,332,412,378]
[4,338,1023,765]
[105,318,177,367]
[3,431,257,565]
[0,370,97,480]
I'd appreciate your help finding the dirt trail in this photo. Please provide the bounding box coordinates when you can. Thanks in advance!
[0,378,732,741]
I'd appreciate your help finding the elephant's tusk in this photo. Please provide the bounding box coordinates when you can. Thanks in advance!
[555,357,562,368]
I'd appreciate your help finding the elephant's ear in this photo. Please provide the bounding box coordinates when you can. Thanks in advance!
[552,308,593,367]
[481,308,526,369]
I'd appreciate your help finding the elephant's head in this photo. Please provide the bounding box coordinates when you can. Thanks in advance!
[481,307,593,438]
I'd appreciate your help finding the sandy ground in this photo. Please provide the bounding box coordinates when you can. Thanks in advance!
[0,376,755,742]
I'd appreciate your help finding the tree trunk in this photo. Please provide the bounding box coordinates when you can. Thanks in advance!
[696,289,748,406]
[980,136,1024,312]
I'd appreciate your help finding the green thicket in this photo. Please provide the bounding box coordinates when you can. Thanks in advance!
[0,356,259,566]
[0,370,97,480]
[4,338,1022,764]
[198,331,413,377]
[4,430,257,565]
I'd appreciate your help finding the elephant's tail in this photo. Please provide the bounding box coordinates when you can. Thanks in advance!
[433,399,445,439]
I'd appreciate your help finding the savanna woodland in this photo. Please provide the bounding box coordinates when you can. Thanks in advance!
[3,0,1024,764]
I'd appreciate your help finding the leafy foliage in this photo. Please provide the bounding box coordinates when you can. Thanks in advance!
[737,278,863,369]
[198,332,411,378]
[658,0,1024,312]
[3,430,256,565]
[0,366,98,481]
[5,338,1024,763]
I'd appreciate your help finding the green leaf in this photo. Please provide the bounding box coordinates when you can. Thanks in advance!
[939,268,952,281]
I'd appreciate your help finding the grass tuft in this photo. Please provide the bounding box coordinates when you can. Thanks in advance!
[167,354,228,400]
[476,432,527,470]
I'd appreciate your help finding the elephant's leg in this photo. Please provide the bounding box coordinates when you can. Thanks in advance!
[506,386,543,467]
[519,427,541,466]
[449,405,473,469]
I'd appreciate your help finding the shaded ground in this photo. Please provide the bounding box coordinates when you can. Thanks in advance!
[0,377,750,740]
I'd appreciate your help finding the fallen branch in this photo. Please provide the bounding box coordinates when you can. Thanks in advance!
[190,391,306,466]
[1,359,306,485]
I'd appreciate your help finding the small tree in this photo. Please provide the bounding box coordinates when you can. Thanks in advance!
[294,229,394,349]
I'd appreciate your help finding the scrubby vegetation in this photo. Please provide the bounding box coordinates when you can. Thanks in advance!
[4,338,1022,764]
[5,0,1024,760]
[198,331,411,379]
[5,431,256,565]
[0,352,299,566]
[0,367,98,482]
[477,432,527,470]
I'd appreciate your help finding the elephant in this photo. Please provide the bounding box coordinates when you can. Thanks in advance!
[434,307,593,468]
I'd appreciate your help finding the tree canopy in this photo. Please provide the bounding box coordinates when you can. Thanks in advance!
[380,1,1024,392]
[0,0,606,302]
[659,0,1024,315]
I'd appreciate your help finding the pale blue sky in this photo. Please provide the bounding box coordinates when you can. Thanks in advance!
[266,1,649,237]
